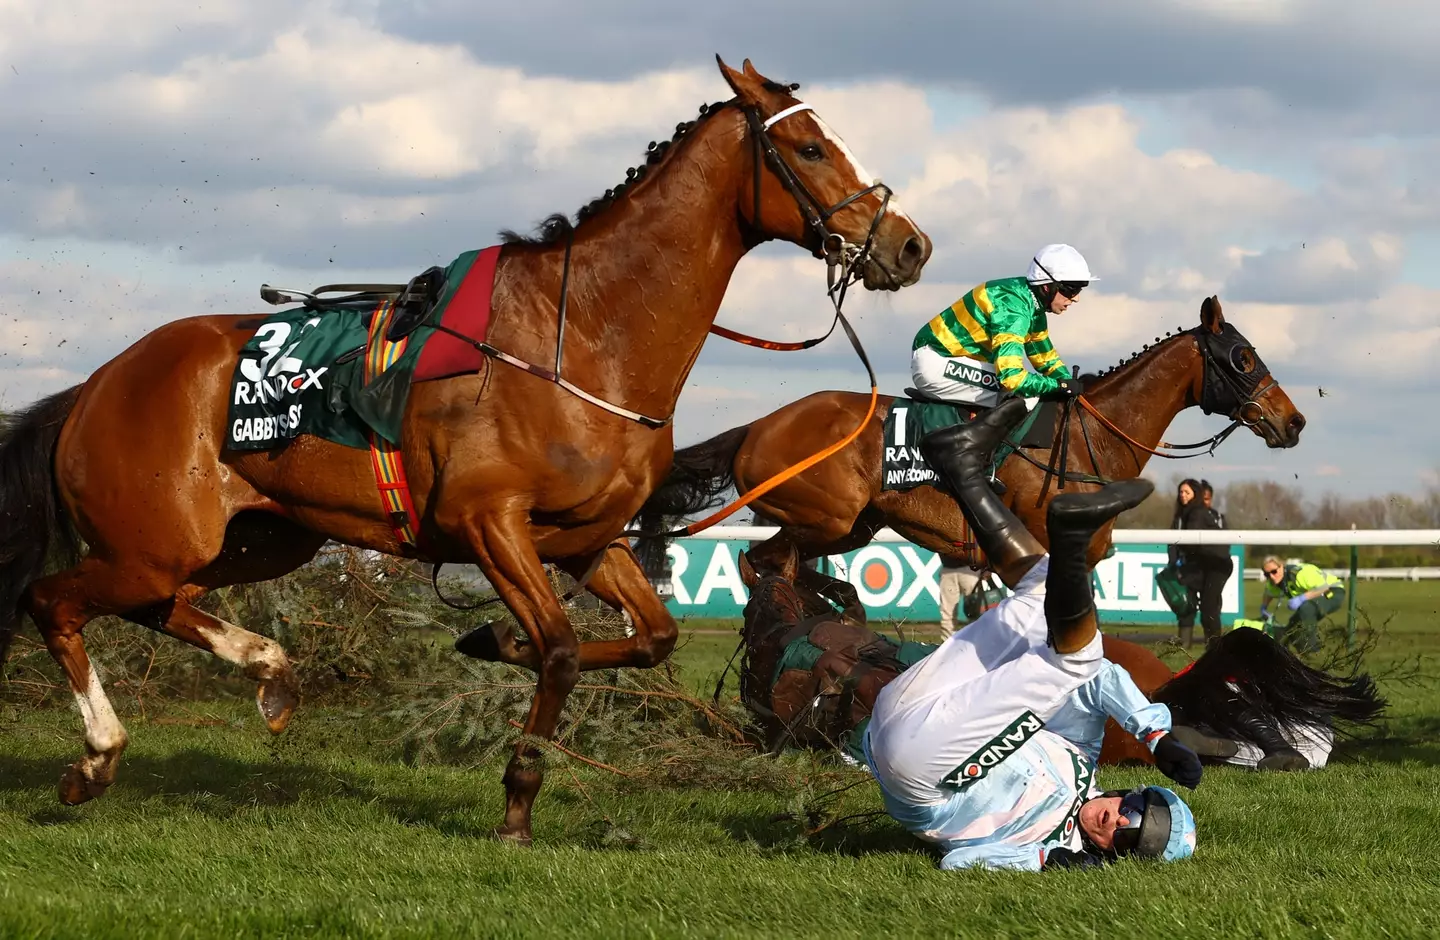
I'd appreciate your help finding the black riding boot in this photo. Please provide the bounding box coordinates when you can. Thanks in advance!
[1043,479,1154,652]
[1234,705,1310,771]
[919,399,1043,588]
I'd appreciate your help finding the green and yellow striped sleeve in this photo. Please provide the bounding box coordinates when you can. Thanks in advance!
[989,285,1061,397]
[1023,315,1068,378]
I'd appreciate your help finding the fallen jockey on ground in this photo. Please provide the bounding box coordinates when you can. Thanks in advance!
[738,570,1384,777]
[862,398,1199,871]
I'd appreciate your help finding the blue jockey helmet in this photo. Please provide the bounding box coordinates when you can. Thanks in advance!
[1108,786,1197,862]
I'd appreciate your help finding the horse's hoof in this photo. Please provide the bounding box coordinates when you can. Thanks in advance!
[1258,748,1310,772]
[58,765,106,806]
[257,675,300,735]
[456,621,505,660]
[492,824,533,847]
[456,621,533,666]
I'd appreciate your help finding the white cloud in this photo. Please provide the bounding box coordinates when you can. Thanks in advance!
[0,0,1435,496]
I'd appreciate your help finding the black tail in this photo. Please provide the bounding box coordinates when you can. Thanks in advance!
[0,386,83,670]
[632,424,751,580]
[1154,628,1387,744]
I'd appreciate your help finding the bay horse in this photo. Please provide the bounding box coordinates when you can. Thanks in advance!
[0,57,931,843]
[635,296,1305,619]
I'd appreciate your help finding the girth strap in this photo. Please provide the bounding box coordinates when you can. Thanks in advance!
[363,300,423,551]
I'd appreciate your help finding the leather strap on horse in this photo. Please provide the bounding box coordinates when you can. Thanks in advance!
[668,303,879,537]
[362,300,424,551]
[632,105,894,539]
[1076,390,1249,458]
[707,317,837,351]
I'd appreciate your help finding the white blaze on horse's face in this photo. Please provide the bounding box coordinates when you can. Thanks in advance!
[765,102,911,227]
[763,101,927,288]
[809,113,915,225]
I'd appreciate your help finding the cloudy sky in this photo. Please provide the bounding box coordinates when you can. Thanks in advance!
[2,0,1437,501]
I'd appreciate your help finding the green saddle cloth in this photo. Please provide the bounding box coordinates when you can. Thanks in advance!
[880,399,1042,492]
[223,250,487,453]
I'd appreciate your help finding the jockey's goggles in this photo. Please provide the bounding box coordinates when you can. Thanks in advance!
[1056,281,1087,299]
[1110,788,1171,858]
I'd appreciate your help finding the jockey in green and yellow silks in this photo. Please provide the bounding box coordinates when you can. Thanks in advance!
[911,244,1095,408]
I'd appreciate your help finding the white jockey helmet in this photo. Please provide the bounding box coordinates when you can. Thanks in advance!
[1027,244,1098,285]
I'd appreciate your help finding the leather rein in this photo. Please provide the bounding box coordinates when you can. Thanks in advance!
[1024,327,1277,505]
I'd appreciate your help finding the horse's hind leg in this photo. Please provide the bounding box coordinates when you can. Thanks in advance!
[126,594,302,734]
[125,518,327,733]
[22,561,141,804]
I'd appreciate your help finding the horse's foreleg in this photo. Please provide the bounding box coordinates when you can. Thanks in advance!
[464,513,581,846]
[125,595,300,734]
[558,540,678,670]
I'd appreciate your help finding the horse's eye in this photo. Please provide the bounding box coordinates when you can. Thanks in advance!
[797,143,825,162]
[1237,349,1256,373]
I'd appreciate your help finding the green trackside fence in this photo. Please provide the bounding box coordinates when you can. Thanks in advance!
[649,526,1440,648]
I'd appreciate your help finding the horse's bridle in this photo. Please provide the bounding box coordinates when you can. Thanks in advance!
[1025,326,1280,502]
[744,102,894,298]
[1194,324,1275,429]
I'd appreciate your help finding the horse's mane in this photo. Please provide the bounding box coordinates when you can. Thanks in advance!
[500,79,800,246]
[1079,324,1197,385]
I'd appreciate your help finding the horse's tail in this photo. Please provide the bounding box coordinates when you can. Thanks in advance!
[1153,628,1387,742]
[0,386,83,671]
[632,424,752,579]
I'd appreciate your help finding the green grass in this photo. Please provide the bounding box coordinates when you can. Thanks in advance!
[3,582,1440,938]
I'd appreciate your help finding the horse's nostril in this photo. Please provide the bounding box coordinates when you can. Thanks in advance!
[1290,414,1307,432]
[901,235,927,263]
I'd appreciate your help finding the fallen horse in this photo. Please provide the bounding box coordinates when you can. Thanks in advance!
[734,551,1386,773]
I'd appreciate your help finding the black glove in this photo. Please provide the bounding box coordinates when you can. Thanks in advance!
[1041,377,1083,401]
[1043,847,1106,871]
[1152,732,1204,789]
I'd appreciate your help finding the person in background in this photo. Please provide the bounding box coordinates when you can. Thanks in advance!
[1200,481,1222,521]
[1259,556,1345,653]
[1169,479,1233,647]
[937,561,981,639]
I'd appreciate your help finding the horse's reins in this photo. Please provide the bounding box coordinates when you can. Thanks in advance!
[1027,327,1277,507]
[616,100,894,540]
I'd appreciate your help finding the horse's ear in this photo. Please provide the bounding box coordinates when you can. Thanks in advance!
[1200,295,1226,334]
[716,54,766,107]
[739,550,760,588]
[778,544,800,583]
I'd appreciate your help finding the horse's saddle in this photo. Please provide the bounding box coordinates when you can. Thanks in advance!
[260,264,449,345]
[900,388,1060,451]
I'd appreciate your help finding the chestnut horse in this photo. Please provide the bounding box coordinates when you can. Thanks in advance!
[0,57,930,842]
[636,296,1304,619]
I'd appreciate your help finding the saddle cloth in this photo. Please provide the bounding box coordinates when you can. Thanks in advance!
[223,247,502,453]
[880,397,1056,493]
